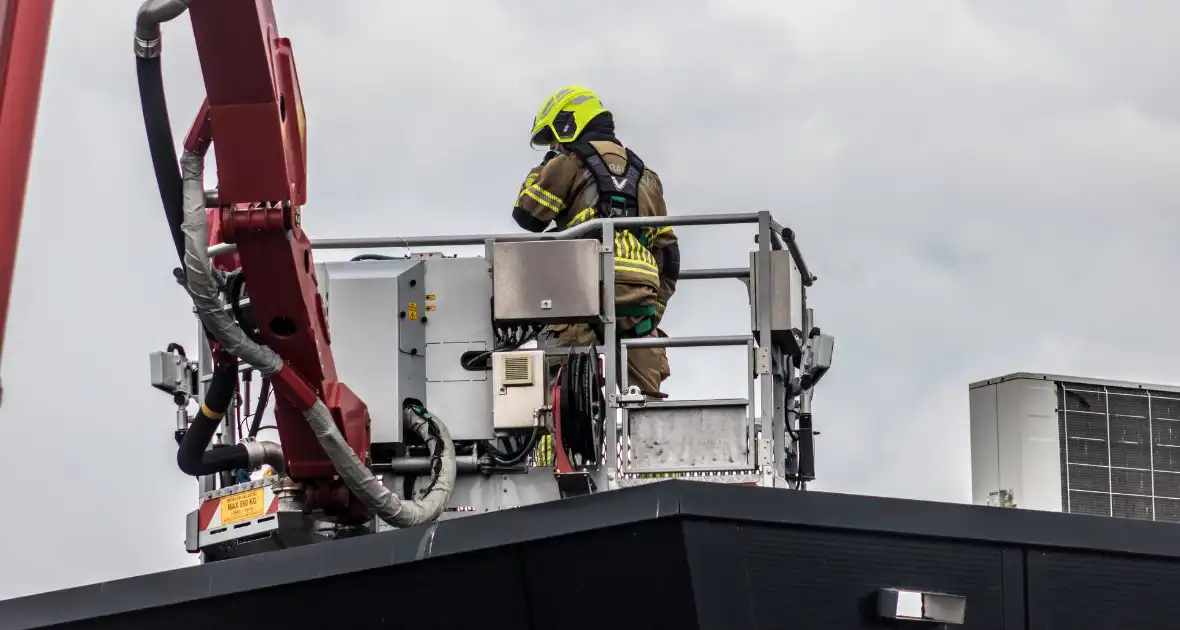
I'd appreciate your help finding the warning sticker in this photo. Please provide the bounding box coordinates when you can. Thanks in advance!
[425,294,436,301]
[407,302,418,321]
[426,305,437,312]
[220,488,265,525]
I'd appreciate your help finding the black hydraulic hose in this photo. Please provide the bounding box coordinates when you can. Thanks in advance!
[176,362,251,477]
[136,54,187,267]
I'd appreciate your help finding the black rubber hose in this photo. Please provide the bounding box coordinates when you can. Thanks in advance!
[177,362,251,476]
[559,348,601,464]
[136,54,187,267]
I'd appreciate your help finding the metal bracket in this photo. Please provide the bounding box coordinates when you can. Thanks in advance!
[755,347,771,375]
[618,385,647,408]
[757,437,773,467]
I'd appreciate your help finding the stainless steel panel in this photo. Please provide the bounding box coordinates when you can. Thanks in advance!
[626,402,751,473]
[322,259,428,444]
[749,249,803,353]
[492,239,602,324]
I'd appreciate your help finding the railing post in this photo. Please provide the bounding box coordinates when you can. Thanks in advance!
[600,221,618,489]
[755,211,781,486]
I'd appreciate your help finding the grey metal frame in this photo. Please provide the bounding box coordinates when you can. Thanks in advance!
[205,210,813,490]
[619,334,757,474]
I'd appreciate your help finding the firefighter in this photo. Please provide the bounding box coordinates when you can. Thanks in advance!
[511,86,681,399]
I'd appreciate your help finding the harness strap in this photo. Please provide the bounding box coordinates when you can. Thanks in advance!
[563,140,647,242]
[615,303,657,318]
[615,303,657,338]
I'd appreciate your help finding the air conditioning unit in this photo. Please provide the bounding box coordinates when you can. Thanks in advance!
[492,350,547,430]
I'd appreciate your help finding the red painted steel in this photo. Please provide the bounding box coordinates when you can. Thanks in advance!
[0,0,52,408]
[187,0,369,517]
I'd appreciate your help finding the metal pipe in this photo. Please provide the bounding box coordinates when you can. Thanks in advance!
[242,440,287,474]
[601,221,619,490]
[381,454,480,474]
[134,0,194,54]
[679,267,748,280]
[644,398,749,409]
[208,212,766,257]
[756,212,778,487]
[770,220,816,287]
[553,212,761,240]
[620,334,752,349]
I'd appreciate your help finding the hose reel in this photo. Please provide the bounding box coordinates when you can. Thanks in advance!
[557,345,605,467]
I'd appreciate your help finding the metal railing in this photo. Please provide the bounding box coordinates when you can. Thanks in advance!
[207,210,811,488]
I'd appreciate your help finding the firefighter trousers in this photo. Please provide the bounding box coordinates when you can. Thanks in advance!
[546,283,670,399]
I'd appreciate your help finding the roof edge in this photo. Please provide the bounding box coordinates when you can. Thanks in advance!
[968,372,1180,395]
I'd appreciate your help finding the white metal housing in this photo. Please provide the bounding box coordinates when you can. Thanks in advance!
[492,350,547,430]
[970,372,1180,523]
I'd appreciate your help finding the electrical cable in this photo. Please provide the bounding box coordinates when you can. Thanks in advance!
[462,324,542,371]
[478,324,545,463]
[226,271,264,343]
[247,376,271,439]
[488,410,544,466]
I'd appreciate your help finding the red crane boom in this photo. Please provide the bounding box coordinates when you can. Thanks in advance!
[0,0,54,409]
[187,2,370,516]
[136,0,370,520]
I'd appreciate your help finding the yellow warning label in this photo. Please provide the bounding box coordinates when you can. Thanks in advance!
[425,294,436,301]
[220,488,265,525]
[407,302,418,321]
[426,305,436,312]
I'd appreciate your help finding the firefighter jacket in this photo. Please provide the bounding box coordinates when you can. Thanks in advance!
[513,140,680,323]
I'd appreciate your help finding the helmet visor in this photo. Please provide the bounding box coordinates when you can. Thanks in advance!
[530,125,555,150]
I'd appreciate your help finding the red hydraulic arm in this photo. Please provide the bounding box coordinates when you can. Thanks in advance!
[161,0,370,518]
[0,0,53,409]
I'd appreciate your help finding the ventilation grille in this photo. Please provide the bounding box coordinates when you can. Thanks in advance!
[1057,380,1180,523]
[501,354,534,386]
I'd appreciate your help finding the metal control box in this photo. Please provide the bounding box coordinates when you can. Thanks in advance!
[492,239,602,324]
[749,249,803,353]
[423,257,496,441]
[149,350,192,397]
[491,350,548,430]
[318,260,427,445]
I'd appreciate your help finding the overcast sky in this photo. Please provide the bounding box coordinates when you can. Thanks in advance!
[2,0,1178,601]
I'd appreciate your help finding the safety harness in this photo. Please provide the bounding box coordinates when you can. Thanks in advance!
[562,140,657,338]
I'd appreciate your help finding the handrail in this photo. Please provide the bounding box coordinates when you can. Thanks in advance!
[206,211,813,284]
[679,267,748,280]
[620,335,752,349]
